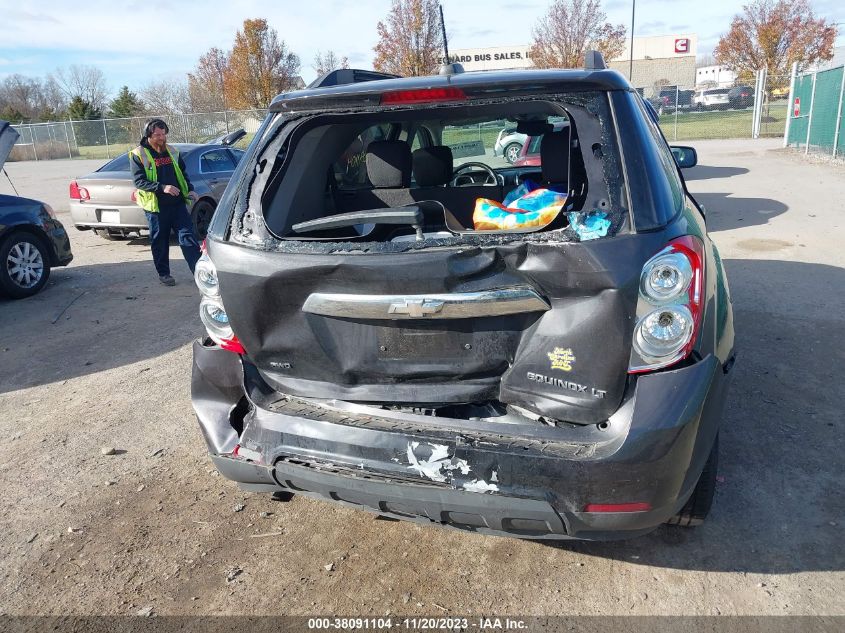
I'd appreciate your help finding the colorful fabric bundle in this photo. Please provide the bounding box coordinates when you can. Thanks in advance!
[473,180,567,231]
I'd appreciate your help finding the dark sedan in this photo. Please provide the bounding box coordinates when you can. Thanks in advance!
[69,129,246,240]
[1,121,73,298]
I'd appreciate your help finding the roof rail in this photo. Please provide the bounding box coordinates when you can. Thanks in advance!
[307,68,401,90]
[584,50,608,70]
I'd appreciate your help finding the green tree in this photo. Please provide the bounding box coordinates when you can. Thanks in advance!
[108,86,144,118]
[67,96,101,120]
[67,96,104,146]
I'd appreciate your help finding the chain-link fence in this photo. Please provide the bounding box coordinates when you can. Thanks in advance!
[635,70,792,143]
[784,63,845,157]
[7,72,794,163]
[8,109,267,162]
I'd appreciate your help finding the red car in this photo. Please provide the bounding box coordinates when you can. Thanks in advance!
[512,121,568,167]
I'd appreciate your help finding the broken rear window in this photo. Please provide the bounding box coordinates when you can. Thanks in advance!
[251,93,629,246]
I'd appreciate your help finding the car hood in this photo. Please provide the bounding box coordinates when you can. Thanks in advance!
[0,120,20,172]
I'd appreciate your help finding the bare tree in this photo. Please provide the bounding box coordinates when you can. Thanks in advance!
[373,0,443,77]
[188,47,229,112]
[530,0,626,69]
[52,65,108,111]
[139,78,192,115]
[312,50,350,76]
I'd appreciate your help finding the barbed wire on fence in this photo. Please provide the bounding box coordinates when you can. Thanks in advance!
[8,109,267,162]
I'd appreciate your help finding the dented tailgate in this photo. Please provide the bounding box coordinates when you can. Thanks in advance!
[209,230,668,424]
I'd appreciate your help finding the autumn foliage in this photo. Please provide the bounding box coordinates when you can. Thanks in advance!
[531,0,626,70]
[714,0,837,79]
[224,19,301,109]
[373,0,443,77]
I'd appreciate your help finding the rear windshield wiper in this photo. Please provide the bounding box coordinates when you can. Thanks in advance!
[292,207,425,240]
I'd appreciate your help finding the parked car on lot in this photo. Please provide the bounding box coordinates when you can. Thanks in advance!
[69,129,246,240]
[0,121,73,299]
[727,85,755,109]
[493,127,526,164]
[191,56,735,541]
[512,121,569,167]
[650,88,695,112]
[693,88,730,110]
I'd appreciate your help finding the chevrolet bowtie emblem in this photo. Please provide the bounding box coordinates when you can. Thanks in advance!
[388,299,445,318]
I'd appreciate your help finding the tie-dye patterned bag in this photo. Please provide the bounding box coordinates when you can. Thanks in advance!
[472,180,567,231]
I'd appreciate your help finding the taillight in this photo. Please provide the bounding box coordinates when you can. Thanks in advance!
[196,252,244,354]
[69,181,89,200]
[584,502,652,513]
[381,87,466,105]
[628,235,705,373]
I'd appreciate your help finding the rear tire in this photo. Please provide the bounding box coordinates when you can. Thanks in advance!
[666,435,719,527]
[0,230,52,299]
[191,200,215,241]
[503,143,522,164]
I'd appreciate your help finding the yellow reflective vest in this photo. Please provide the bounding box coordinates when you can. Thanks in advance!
[129,144,191,213]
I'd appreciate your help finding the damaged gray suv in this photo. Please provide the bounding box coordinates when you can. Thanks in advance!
[191,58,735,540]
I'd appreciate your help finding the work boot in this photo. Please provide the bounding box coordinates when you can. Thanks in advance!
[159,275,176,286]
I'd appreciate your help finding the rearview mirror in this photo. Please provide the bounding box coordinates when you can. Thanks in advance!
[671,145,698,169]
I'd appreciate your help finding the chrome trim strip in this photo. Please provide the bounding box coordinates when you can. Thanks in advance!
[302,287,550,320]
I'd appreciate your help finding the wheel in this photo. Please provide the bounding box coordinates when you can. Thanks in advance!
[0,230,52,299]
[191,200,215,240]
[503,142,522,164]
[666,435,719,527]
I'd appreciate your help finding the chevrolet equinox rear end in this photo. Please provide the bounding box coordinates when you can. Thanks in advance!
[190,60,735,540]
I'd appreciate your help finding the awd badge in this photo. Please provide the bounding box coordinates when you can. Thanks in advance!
[548,347,576,372]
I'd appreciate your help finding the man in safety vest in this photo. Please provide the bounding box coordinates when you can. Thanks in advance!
[130,118,201,286]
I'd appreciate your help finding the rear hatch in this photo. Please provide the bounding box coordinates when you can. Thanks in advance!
[212,234,663,424]
[212,87,657,425]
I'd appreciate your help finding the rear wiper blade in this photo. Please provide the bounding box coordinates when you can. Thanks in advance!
[292,207,425,240]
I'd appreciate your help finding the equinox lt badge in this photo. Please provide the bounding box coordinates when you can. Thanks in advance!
[388,299,445,318]
[527,372,607,398]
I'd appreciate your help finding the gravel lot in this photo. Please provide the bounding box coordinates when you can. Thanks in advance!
[0,140,843,618]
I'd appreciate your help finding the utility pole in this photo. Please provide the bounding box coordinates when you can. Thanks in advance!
[629,0,636,82]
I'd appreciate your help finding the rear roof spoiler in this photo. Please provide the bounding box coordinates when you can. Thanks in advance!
[584,50,608,70]
[307,68,401,90]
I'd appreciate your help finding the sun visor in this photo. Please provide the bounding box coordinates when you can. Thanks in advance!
[0,120,21,171]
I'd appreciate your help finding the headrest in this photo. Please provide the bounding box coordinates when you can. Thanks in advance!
[540,129,570,184]
[516,120,553,136]
[366,140,412,188]
[412,146,453,187]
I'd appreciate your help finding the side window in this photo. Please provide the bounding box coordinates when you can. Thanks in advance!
[636,96,684,209]
[333,124,391,189]
[229,149,245,164]
[200,150,236,173]
[98,154,130,172]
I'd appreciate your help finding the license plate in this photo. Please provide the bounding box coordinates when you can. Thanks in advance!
[100,210,120,224]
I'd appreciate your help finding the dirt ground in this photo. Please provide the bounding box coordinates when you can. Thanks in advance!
[0,140,843,619]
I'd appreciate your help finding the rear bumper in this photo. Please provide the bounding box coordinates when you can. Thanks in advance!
[44,218,73,266]
[192,340,730,540]
[69,201,147,230]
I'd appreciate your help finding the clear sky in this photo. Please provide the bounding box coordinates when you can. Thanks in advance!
[1,0,843,97]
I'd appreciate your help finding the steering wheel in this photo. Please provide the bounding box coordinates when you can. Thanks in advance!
[451,162,498,187]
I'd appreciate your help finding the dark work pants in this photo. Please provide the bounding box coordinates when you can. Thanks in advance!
[145,204,201,277]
